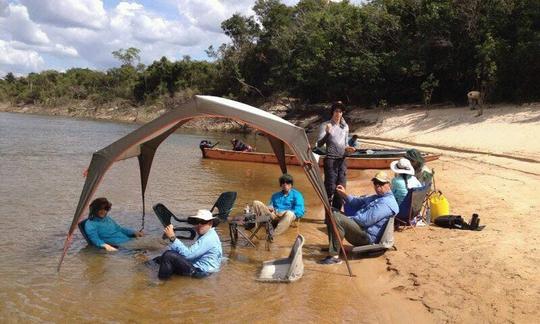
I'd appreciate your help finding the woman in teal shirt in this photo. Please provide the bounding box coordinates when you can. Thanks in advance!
[84,198,144,251]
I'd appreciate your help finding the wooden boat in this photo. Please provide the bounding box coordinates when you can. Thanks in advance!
[200,147,440,170]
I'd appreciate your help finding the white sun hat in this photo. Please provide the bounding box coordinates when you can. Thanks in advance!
[190,209,215,221]
[390,158,415,176]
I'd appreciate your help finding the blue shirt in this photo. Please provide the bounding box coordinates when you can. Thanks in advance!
[343,191,399,243]
[168,228,222,273]
[269,188,305,218]
[84,215,135,248]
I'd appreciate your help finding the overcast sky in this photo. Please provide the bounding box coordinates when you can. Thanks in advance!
[0,0,364,76]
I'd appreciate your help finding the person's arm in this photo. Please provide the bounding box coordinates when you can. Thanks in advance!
[351,200,395,227]
[292,191,305,218]
[168,232,214,260]
[317,122,330,147]
[110,217,136,237]
[84,220,106,248]
[343,194,369,215]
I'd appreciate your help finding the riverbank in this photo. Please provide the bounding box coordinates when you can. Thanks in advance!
[337,104,539,322]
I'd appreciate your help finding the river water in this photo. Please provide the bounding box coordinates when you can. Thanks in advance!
[0,112,384,323]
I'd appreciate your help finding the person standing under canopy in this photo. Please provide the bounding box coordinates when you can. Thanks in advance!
[84,197,144,252]
[317,101,356,209]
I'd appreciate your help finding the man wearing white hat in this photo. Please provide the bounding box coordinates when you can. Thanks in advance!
[156,209,223,279]
[319,171,399,265]
[390,158,422,206]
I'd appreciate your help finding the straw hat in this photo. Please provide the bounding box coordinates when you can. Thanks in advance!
[390,158,415,176]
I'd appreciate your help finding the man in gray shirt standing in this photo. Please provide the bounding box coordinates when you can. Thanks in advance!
[317,101,355,209]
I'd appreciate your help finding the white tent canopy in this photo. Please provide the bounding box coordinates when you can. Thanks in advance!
[58,95,352,275]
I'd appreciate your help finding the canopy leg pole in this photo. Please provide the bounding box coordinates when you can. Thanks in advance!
[326,208,354,277]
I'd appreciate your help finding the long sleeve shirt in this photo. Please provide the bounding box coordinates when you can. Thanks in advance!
[269,188,305,218]
[391,175,423,206]
[316,119,349,159]
[168,228,222,273]
[84,216,135,248]
[343,191,399,243]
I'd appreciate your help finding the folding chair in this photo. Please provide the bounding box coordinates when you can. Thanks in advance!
[152,203,196,240]
[78,218,92,245]
[152,192,237,241]
[228,213,273,249]
[258,234,305,282]
[352,217,395,254]
[395,185,431,229]
[210,191,237,223]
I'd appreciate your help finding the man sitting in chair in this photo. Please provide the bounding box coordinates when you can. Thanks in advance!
[252,174,305,236]
[84,197,144,251]
[319,171,399,265]
[157,209,222,279]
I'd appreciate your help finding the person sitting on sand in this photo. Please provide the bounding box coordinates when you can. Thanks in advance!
[390,158,423,205]
[156,209,222,279]
[231,138,253,152]
[318,171,398,265]
[84,198,144,251]
[404,149,433,185]
[251,173,305,236]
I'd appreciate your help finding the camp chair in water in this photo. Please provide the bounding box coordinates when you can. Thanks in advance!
[210,191,237,224]
[78,218,92,245]
[258,234,304,283]
[152,203,196,240]
[352,217,395,254]
[395,185,431,229]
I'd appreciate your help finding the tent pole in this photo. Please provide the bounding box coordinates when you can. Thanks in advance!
[325,207,354,277]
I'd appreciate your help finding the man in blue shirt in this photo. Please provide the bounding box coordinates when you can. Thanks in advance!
[252,174,305,236]
[157,209,222,279]
[84,197,143,251]
[319,171,399,265]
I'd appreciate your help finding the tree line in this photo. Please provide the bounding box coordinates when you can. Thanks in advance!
[1,0,538,108]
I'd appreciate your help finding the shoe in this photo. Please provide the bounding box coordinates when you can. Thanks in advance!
[317,256,343,265]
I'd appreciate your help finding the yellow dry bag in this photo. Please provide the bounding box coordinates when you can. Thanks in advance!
[429,191,450,220]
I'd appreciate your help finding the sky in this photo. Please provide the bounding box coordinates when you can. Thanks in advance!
[0,0,365,76]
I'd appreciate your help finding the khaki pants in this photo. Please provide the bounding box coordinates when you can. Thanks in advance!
[252,200,296,236]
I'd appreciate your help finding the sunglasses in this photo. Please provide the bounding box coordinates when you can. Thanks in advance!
[372,181,387,187]
[187,217,212,225]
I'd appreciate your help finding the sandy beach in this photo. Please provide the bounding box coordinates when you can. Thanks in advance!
[332,104,540,322]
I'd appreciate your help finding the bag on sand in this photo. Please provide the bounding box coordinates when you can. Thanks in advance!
[434,214,485,231]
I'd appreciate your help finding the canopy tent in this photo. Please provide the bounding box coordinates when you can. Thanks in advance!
[58,95,352,275]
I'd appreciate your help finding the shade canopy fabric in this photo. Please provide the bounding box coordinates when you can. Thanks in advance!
[58,95,350,274]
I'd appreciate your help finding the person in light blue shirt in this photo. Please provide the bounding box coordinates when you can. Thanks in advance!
[84,197,144,251]
[319,171,399,265]
[157,209,222,279]
[390,158,423,206]
[252,173,305,236]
